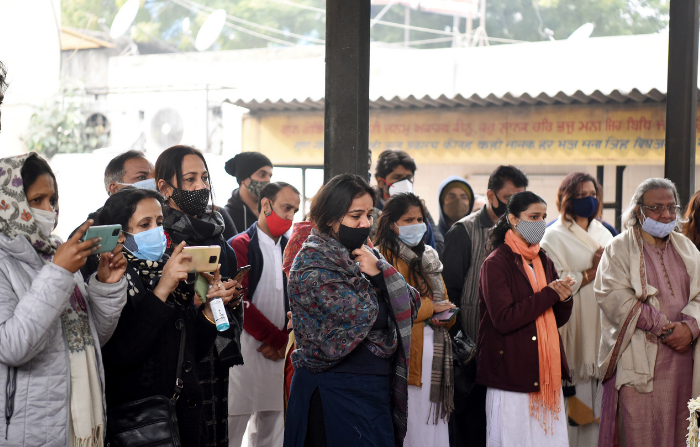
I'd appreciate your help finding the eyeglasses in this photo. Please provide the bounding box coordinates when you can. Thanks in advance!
[641,204,681,215]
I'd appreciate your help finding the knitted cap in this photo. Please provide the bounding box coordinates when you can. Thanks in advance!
[225,152,273,182]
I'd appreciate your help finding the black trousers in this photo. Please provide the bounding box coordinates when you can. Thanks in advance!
[449,384,487,447]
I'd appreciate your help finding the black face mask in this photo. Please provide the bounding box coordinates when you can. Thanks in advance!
[337,223,371,253]
[492,195,508,218]
[171,187,210,217]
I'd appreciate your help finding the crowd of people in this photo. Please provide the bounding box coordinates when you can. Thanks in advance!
[2,61,700,447]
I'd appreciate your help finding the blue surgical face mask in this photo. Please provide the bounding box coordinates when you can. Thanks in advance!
[119,178,157,191]
[124,226,167,261]
[396,222,427,247]
[641,209,676,238]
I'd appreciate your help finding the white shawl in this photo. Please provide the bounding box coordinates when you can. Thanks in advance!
[594,228,700,395]
[541,217,613,384]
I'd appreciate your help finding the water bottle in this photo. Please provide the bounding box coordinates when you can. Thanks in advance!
[209,297,230,331]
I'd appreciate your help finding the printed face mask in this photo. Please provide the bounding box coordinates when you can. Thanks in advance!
[572,196,599,219]
[515,219,547,245]
[30,207,56,238]
[337,223,371,252]
[247,179,269,199]
[265,201,293,237]
[641,209,676,238]
[171,186,210,217]
[396,222,427,247]
[124,226,167,261]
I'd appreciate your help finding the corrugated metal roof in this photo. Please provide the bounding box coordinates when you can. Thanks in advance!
[232,88,671,111]
[230,33,680,112]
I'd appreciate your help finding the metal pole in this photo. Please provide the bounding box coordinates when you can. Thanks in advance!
[664,0,700,206]
[323,0,371,183]
[404,6,410,46]
[452,15,460,47]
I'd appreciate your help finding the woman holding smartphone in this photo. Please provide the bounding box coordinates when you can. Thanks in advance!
[285,174,419,447]
[374,192,455,447]
[97,187,240,446]
[155,145,243,447]
[0,153,127,446]
[477,191,574,447]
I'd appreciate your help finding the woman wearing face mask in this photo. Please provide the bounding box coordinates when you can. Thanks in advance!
[540,173,612,447]
[155,145,244,447]
[284,174,419,447]
[477,191,575,447]
[373,192,456,447]
[97,187,237,447]
[0,153,128,446]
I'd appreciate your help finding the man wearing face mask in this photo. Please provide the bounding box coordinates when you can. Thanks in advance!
[441,165,528,447]
[227,182,300,447]
[596,178,700,447]
[224,152,274,236]
[373,149,440,252]
[437,176,475,242]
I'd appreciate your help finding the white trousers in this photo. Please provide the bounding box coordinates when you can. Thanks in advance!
[228,411,284,447]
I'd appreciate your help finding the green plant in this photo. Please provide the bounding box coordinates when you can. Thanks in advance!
[23,81,108,158]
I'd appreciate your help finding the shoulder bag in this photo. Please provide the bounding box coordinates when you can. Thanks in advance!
[105,322,186,447]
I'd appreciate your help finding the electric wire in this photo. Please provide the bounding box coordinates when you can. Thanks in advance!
[176,0,324,44]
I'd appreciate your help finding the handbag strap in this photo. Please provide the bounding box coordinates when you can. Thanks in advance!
[172,322,187,403]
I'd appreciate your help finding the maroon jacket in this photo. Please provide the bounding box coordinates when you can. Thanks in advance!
[476,243,573,393]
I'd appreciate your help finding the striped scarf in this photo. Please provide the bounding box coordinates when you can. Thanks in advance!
[394,242,454,423]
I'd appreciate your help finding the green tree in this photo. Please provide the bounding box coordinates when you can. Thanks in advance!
[23,82,108,159]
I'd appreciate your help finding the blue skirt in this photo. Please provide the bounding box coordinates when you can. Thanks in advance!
[284,367,394,447]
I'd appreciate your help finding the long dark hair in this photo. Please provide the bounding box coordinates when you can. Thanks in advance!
[96,187,164,231]
[486,191,546,254]
[154,145,215,212]
[374,193,432,297]
[308,174,375,235]
[683,190,700,249]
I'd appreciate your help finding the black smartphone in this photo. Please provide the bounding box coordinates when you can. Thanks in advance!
[232,265,251,283]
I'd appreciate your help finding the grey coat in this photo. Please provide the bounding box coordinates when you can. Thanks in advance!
[0,234,127,446]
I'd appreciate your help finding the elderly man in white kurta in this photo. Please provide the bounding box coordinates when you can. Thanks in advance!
[541,172,613,447]
[228,183,300,447]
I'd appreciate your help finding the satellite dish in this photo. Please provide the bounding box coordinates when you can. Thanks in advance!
[568,23,595,40]
[110,0,140,40]
[151,108,184,149]
[195,9,227,51]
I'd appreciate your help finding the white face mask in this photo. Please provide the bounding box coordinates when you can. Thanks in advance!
[30,207,56,238]
[389,178,414,196]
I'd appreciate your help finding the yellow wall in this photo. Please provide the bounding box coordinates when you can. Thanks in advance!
[241,103,681,166]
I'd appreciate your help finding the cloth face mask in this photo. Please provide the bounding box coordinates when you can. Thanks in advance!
[124,226,167,261]
[247,179,270,199]
[265,204,293,237]
[170,187,210,217]
[396,222,427,247]
[572,196,599,219]
[30,207,56,238]
[338,223,371,252]
[641,210,677,238]
[492,196,508,218]
[515,219,547,245]
[444,200,470,222]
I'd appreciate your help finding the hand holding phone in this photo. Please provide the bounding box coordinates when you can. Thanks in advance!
[182,246,221,273]
[153,241,191,302]
[81,224,122,254]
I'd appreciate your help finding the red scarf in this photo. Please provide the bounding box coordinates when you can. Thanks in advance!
[504,229,561,435]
